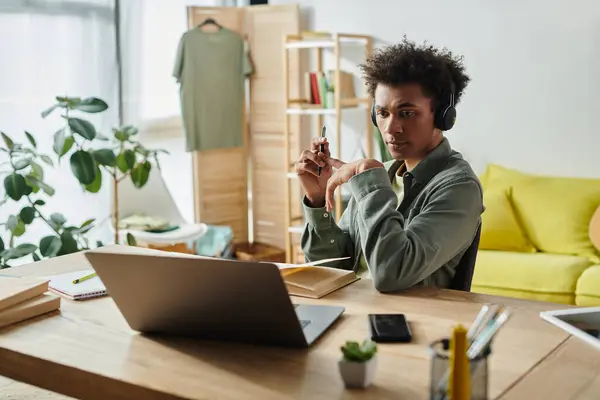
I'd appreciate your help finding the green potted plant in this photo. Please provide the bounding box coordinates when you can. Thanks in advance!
[338,339,378,388]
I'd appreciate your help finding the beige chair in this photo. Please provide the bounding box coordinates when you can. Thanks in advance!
[109,167,207,247]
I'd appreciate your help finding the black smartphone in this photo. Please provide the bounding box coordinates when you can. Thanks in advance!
[368,314,412,343]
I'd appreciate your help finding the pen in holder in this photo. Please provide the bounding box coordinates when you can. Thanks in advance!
[428,338,491,400]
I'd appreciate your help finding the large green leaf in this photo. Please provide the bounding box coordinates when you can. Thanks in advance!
[4,173,31,200]
[68,118,96,140]
[53,128,74,157]
[75,97,108,113]
[92,149,117,167]
[39,236,62,257]
[19,207,35,224]
[50,213,67,226]
[25,131,37,148]
[26,176,55,196]
[40,154,54,166]
[29,161,43,180]
[41,103,62,118]
[123,125,139,135]
[0,237,4,252]
[12,220,26,237]
[58,231,79,255]
[70,150,96,185]
[13,158,31,170]
[52,128,65,155]
[6,215,17,231]
[113,125,137,142]
[116,149,136,173]
[84,165,102,193]
[1,132,14,150]
[76,218,95,234]
[134,144,149,157]
[3,243,37,260]
[56,96,81,104]
[131,161,151,188]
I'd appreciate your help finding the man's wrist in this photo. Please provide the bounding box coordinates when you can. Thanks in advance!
[306,195,326,208]
[356,159,385,174]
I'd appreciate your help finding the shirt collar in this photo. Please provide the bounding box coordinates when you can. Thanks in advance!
[387,137,452,186]
[408,137,452,185]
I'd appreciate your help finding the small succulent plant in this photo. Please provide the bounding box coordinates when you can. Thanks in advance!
[340,339,377,362]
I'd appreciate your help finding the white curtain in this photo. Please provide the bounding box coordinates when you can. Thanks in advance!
[0,0,118,252]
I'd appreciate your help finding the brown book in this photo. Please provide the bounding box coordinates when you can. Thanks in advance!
[283,266,359,299]
[0,276,49,312]
[0,293,60,329]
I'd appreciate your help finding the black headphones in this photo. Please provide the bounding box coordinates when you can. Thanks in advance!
[370,79,457,132]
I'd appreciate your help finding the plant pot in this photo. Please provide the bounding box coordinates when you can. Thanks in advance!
[338,355,377,388]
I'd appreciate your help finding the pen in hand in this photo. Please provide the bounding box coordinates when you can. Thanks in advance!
[317,125,326,176]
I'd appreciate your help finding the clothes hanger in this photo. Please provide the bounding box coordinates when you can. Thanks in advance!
[197,17,222,30]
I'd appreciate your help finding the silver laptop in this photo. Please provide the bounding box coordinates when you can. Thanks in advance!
[84,247,345,347]
[540,306,600,351]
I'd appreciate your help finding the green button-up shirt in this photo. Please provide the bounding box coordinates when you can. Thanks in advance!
[300,137,484,292]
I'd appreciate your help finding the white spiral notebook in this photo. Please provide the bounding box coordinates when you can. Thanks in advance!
[47,270,107,301]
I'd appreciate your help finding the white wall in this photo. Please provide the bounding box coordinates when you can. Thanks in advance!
[273,0,600,179]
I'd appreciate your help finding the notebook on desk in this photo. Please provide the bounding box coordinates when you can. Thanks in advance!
[47,270,107,301]
[274,258,359,299]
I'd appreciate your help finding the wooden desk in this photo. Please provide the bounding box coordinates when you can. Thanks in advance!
[0,251,586,400]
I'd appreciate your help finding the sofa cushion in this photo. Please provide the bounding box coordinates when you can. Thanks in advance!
[479,186,536,253]
[472,250,592,304]
[483,164,600,262]
[575,265,600,306]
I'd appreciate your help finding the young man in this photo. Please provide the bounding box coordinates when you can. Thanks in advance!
[295,37,484,293]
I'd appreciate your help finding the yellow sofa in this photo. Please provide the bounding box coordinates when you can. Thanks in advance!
[471,164,600,305]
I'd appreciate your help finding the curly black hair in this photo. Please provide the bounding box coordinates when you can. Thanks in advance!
[360,36,470,107]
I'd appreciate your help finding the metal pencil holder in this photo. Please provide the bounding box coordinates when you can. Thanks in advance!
[428,338,491,400]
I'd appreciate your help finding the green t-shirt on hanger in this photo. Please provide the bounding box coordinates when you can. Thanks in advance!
[172,27,253,152]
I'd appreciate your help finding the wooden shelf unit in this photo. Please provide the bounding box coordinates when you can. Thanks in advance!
[282,32,373,263]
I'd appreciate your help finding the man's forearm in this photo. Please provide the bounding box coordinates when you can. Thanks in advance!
[299,197,354,270]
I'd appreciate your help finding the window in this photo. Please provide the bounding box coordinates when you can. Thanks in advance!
[0,0,119,249]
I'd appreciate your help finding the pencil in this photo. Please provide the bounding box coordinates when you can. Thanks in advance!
[72,272,97,284]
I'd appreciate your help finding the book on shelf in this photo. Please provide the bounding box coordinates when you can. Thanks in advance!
[273,257,359,299]
[0,276,61,328]
[303,70,356,109]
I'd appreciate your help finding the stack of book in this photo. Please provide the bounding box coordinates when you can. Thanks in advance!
[0,275,61,329]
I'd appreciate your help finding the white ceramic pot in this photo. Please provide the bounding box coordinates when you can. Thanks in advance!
[338,355,377,388]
